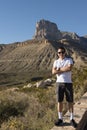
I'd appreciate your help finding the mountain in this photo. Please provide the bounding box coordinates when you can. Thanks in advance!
[0,19,87,86]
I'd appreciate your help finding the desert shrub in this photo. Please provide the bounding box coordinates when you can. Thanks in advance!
[72,67,87,100]
[0,117,30,130]
[30,76,43,82]
[0,90,29,123]
[0,87,56,130]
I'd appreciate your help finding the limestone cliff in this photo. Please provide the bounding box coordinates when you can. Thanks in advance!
[33,19,62,40]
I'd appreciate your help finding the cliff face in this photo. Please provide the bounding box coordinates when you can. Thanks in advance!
[33,19,87,44]
[33,19,62,40]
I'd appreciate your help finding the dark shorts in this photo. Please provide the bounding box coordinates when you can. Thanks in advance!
[56,83,73,102]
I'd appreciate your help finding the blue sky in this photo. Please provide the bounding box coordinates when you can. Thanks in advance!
[0,0,87,44]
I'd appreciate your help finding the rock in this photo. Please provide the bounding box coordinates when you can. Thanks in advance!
[33,19,62,40]
[44,78,52,85]
[36,80,46,88]
[76,110,87,130]
[36,78,53,88]
[23,83,33,88]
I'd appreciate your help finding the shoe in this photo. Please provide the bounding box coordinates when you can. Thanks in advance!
[55,119,63,126]
[70,119,77,128]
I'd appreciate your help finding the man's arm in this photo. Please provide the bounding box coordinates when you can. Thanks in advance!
[52,64,73,75]
[59,64,73,73]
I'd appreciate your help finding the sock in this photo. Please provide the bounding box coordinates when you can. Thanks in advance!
[58,112,63,120]
[70,112,74,120]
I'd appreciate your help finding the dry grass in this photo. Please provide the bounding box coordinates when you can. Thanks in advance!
[0,87,57,130]
[0,66,87,130]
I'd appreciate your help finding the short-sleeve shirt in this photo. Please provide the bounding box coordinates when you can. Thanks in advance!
[53,57,73,83]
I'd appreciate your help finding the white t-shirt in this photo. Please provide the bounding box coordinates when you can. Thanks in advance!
[53,57,73,83]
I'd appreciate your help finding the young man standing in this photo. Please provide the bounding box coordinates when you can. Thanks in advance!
[52,46,77,128]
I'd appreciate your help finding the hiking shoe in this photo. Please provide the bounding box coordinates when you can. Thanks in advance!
[70,119,77,128]
[55,119,63,126]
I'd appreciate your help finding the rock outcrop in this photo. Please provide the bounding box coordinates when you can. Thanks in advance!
[61,31,80,42]
[33,19,62,40]
[76,110,87,130]
[33,19,81,42]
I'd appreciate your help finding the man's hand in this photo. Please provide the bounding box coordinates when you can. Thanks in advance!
[59,64,73,72]
[52,67,61,75]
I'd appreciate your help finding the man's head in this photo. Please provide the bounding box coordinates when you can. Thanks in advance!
[57,46,66,59]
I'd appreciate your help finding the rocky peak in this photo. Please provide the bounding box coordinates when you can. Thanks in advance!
[33,19,81,42]
[33,19,62,40]
[61,31,80,41]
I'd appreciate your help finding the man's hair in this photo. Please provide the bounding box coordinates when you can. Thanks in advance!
[58,46,66,52]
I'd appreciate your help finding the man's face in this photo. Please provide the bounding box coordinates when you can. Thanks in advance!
[57,49,65,58]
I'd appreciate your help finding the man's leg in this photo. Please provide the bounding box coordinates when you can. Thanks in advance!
[68,102,74,120]
[58,102,63,119]
[55,83,64,126]
[55,102,63,126]
[65,83,77,128]
[56,83,65,120]
[68,102,77,128]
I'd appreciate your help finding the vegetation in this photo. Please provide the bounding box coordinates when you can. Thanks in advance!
[72,67,87,100]
[0,66,87,130]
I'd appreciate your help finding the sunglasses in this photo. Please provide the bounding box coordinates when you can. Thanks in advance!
[58,51,65,54]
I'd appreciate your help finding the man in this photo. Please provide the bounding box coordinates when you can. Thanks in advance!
[52,46,77,128]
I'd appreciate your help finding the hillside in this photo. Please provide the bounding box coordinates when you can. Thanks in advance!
[0,38,87,87]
